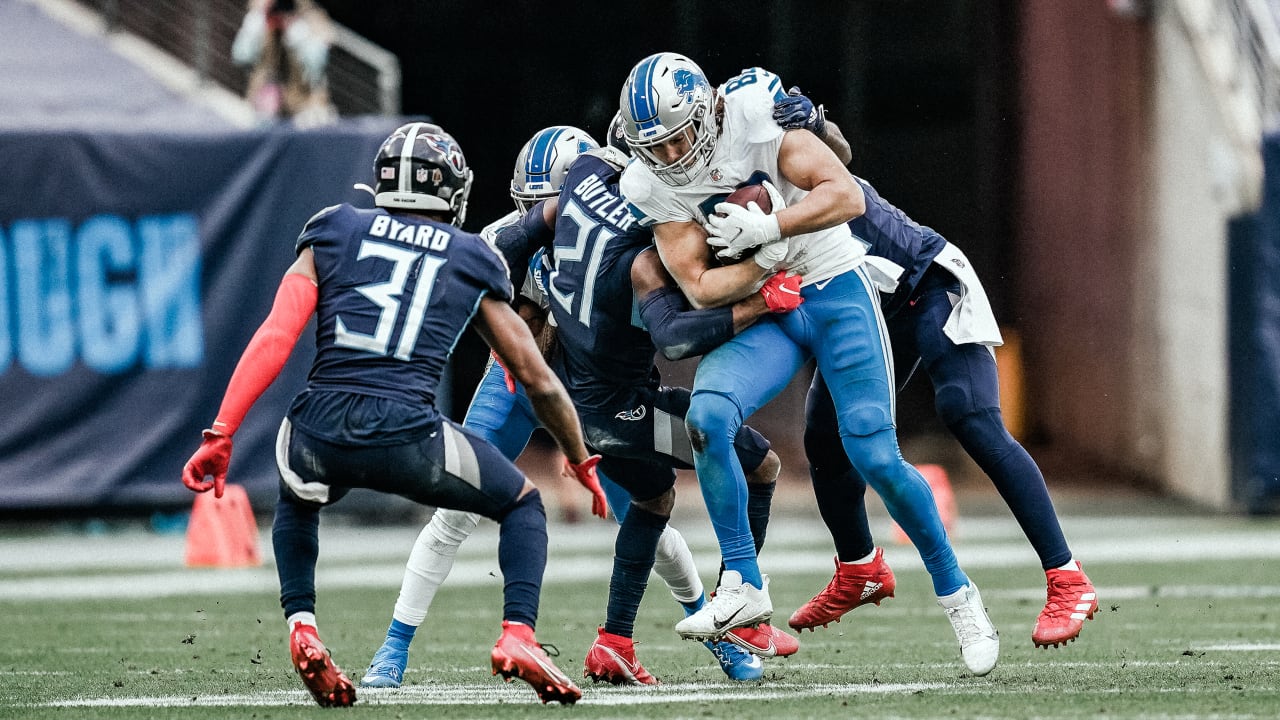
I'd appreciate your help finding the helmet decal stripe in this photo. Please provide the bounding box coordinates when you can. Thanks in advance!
[629,54,662,129]
[399,124,420,193]
[526,127,564,179]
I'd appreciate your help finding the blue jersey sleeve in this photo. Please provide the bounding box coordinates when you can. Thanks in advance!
[492,203,554,295]
[638,285,735,361]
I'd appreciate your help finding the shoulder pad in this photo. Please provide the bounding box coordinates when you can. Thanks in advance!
[583,146,629,171]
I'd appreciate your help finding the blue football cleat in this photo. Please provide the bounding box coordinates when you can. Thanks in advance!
[705,639,763,681]
[359,642,408,688]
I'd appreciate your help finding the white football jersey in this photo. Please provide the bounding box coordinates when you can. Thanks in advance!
[620,67,865,286]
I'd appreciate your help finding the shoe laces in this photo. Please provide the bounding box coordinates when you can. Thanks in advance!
[943,597,987,645]
[708,641,748,668]
[1043,574,1091,614]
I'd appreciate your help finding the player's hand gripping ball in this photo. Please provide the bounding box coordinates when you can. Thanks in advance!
[706,181,784,262]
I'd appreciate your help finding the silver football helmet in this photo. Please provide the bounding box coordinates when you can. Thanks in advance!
[618,52,718,186]
[510,126,599,213]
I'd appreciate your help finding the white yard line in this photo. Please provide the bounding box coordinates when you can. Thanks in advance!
[28,681,946,708]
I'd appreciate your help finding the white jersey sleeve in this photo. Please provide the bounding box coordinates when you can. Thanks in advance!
[620,67,865,286]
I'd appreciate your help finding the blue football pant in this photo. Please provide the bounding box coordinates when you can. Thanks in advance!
[687,266,967,595]
[806,268,1073,569]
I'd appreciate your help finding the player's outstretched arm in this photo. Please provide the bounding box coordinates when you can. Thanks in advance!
[182,249,319,498]
[774,130,866,237]
[474,297,607,518]
[633,247,796,361]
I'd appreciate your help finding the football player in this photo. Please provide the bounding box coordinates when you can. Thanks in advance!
[772,88,1098,649]
[359,125,785,689]
[539,142,805,683]
[180,122,602,706]
[618,52,1000,676]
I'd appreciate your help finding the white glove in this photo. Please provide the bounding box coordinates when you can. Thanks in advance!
[753,238,789,270]
[706,202,782,260]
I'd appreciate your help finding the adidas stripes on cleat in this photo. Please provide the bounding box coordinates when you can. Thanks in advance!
[1033,562,1098,648]
[788,549,895,632]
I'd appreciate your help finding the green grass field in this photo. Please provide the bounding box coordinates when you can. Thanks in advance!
[2,497,1279,719]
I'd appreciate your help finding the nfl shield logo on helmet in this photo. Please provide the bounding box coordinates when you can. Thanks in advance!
[416,167,429,183]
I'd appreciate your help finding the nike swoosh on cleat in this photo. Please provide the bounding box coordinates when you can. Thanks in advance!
[517,645,570,685]
[713,606,746,630]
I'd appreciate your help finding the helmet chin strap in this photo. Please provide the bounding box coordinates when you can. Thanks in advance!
[352,183,375,197]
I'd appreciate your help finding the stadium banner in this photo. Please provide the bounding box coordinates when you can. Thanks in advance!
[1231,131,1280,514]
[0,120,401,511]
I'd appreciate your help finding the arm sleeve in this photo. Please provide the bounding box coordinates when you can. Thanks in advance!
[639,285,736,361]
[211,272,317,436]
[493,202,555,293]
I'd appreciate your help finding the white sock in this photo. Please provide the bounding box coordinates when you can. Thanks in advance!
[653,525,705,606]
[393,509,480,626]
[842,549,878,565]
[287,611,317,630]
[1056,559,1079,571]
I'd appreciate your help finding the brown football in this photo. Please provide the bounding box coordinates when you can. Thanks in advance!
[723,183,772,215]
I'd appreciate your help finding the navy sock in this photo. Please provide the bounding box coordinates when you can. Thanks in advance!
[951,409,1072,569]
[747,481,776,554]
[497,489,547,627]
[604,505,668,638]
[272,493,321,619]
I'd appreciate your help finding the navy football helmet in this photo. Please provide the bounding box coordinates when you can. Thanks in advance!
[606,111,630,156]
[510,126,599,214]
[373,122,474,227]
[618,52,718,186]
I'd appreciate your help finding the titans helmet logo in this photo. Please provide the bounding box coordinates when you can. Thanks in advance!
[422,134,468,177]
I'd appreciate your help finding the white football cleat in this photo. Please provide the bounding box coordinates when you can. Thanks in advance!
[674,571,772,640]
[938,583,1000,676]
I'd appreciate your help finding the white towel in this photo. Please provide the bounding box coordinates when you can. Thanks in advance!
[933,242,1003,347]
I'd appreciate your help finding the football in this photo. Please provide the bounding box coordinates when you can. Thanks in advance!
[711,183,773,266]
[722,183,773,215]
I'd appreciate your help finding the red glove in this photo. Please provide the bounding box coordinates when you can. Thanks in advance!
[490,350,517,394]
[760,271,804,313]
[564,454,608,519]
[182,429,233,498]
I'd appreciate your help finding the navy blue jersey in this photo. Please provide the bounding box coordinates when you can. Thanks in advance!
[546,153,657,411]
[289,203,511,440]
[848,175,948,316]
[492,204,555,294]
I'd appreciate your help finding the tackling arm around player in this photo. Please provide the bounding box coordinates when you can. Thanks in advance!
[774,88,1098,650]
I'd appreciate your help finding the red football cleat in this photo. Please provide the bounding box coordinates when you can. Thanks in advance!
[788,549,896,632]
[491,621,582,704]
[583,627,659,685]
[725,622,800,658]
[289,624,356,708]
[1033,562,1098,648]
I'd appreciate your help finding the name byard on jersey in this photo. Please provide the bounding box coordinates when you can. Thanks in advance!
[571,172,637,232]
[368,214,453,252]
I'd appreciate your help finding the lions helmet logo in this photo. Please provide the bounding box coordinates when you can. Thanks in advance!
[672,68,700,102]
